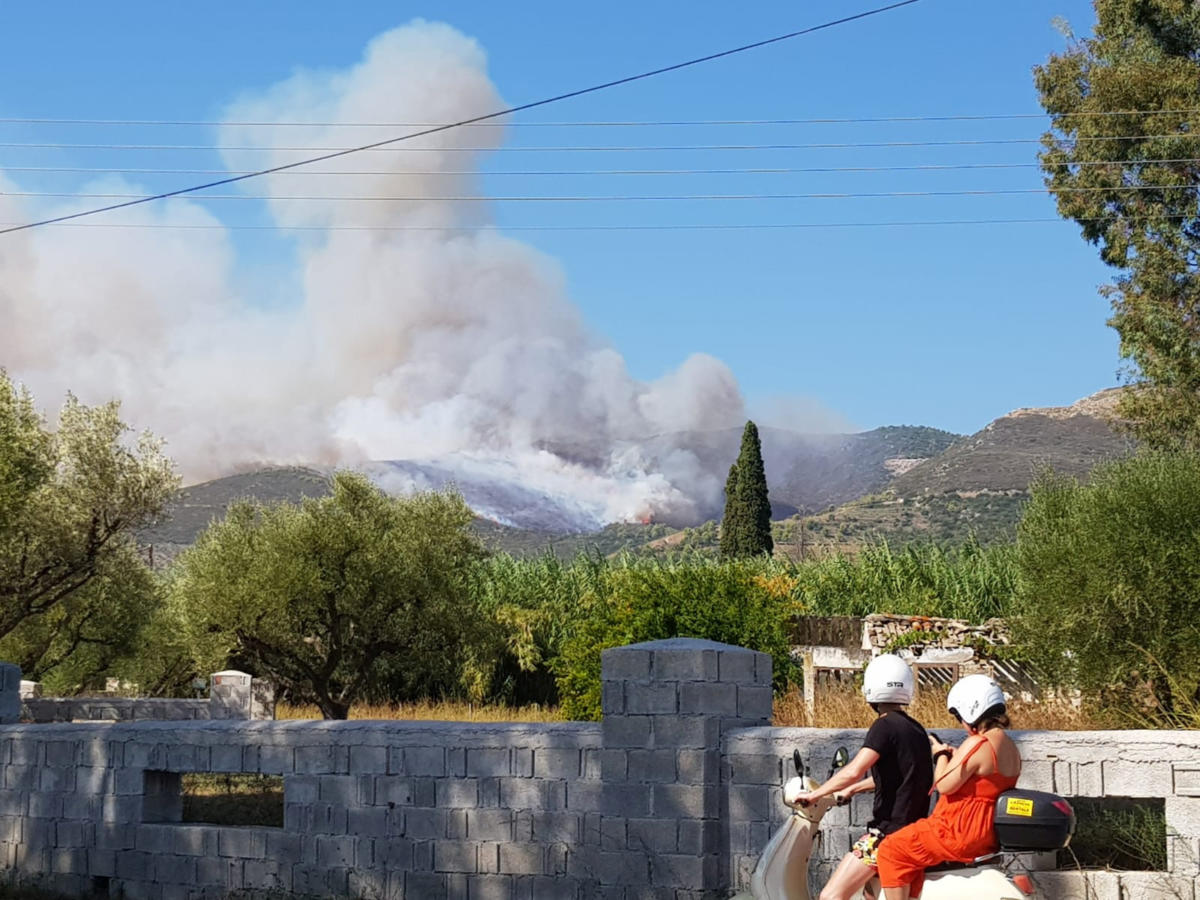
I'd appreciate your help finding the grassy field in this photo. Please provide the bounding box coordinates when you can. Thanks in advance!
[277,689,1108,731]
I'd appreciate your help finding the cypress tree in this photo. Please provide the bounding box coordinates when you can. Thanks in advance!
[720,420,774,558]
[719,462,740,558]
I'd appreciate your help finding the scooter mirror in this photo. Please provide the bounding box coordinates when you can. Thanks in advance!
[832,747,850,770]
[793,748,804,777]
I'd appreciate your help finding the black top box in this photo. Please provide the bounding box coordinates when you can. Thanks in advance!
[993,789,1076,851]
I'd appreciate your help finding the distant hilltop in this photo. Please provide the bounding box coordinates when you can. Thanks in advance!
[139,389,1133,560]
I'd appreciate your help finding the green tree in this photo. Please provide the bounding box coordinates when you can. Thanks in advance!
[1036,1,1200,447]
[0,372,176,685]
[1013,454,1200,718]
[172,473,486,719]
[720,421,773,558]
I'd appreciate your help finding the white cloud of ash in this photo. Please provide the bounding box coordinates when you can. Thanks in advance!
[0,21,823,529]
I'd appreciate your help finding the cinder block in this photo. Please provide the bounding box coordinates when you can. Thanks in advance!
[375,776,416,806]
[603,716,652,749]
[350,745,388,774]
[374,837,414,868]
[74,765,109,793]
[601,647,652,680]
[258,744,294,774]
[448,748,468,778]
[1168,835,1200,877]
[680,681,738,716]
[602,682,625,716]
[438,779,481,808]
[405,870,449,898]
[652,783,718,820]
[677,818,720,856]
[1052,759,1074,795]
[598,784,652,818]
[478,841,501,874]
[469,873,514,900]
[533,748,581,779]
[48,847,87,875]
[171,824,217,857]
[531,811,579,843]
[1103,760,1173,797]
[650,714,720,750]
[165,743,201,771]
[498,841,543,875]
[285,774,320,805]
[513,749,534,778]
[728,753,781,786]
[316,833,356,867]
[468,810,514,842]
[717,649,757,684]
[296,744,347,775]
[625,682,678,715]
[348,806,389,836]
[402,807,448,840]
[626,817,676,853]
[434,839,478,873]
[154,854,197,885]
[115,849,155,880]
[217,827,266,859]
[1169,798,1200,837]
[88,849,116,878]
[1075,761,1103,797]
[728,785,771,822]
[627,749,676,784]
[4,766,38,791]
[566,780,603,813]
[195,855,243,889]
[653,647,719,681]
[209,743,242,773]
[244,858,288,891]
[1114,872,1195,899]
[134,824,175,853]
[28,792,63,819]
[44,742,76,767]
[467,749,512,778]
[651,852,716,890]
[319,774,367,806]
[736,684,774,721]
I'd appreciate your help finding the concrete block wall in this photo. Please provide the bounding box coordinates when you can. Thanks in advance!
[725,726,1200,899]
[16,671,271,724]
[0,719,603,900]
[0,642,1198,898]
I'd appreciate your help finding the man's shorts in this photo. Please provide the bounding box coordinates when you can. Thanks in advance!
[852,828,885,868]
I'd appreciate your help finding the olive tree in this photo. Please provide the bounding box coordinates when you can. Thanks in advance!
[173,472,486,718]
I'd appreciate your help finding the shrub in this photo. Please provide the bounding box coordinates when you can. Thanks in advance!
[1014,453,1200,719]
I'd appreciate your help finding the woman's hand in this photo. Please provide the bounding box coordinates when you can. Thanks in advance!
[928,734,952,756]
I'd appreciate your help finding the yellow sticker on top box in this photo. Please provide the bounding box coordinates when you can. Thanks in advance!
[1005,797,1034,817]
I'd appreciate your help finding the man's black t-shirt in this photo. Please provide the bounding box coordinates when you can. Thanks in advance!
[861,710,933,834]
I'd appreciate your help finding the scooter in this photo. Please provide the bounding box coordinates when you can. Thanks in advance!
[731,746,1040,900]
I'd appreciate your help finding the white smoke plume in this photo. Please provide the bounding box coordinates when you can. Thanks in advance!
[0,21,748,528]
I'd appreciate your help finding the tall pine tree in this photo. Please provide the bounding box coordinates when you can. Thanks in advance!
[720,420,774,558]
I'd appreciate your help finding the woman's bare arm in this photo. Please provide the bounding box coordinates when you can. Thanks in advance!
[932,735,987,796]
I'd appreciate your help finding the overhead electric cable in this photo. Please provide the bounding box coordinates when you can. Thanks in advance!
[2,108,1199,127]
[0,0,922,237]
[8,185,1200,202]
[1,134,1196,152]
[1,215,1193,233]
[4,159,1197,177]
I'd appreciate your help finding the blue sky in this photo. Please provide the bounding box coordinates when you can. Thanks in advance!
[0,0,1111,437]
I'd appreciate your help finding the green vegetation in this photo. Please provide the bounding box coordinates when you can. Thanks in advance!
[0,372,178,693]
[1037,0,1200,449]
[168,473,486,718]
[182,773,284,828]
[720,420,773,558]
[1065,798,1168,871]
[1014,453,1200,720]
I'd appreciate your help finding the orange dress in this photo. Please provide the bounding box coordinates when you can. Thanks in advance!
[875,738,1019,898]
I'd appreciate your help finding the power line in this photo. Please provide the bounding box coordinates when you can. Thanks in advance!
[2,134,1197,152]
[7,185,1199,202]
[4,159,1198,177]
[0,0,923,237]
[1,108,1198,127]
[1,215,1191,233]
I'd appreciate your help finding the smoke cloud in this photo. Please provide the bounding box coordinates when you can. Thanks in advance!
[0,22,752,528]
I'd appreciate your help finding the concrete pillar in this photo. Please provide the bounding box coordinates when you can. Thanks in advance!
[597,637,773,898]
[0,663,21,723]
[209,670,275,720]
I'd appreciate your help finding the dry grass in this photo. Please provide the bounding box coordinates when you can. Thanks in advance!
[276,699,565,723]
[772,683,1110,731]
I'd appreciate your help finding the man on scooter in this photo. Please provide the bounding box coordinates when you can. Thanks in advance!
[791,655,933,900]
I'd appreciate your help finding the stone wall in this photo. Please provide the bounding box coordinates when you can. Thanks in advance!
[0,643,1196,898]
[19,671,273,724]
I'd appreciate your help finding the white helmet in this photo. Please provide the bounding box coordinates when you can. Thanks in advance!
[863,654,914,705]
[947,675,1006,726]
